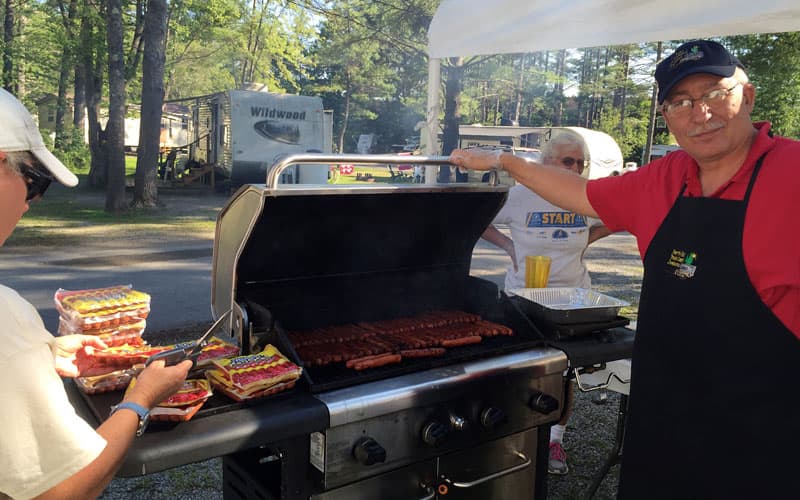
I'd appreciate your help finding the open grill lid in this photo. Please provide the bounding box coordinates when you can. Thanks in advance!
[211,154,508,333]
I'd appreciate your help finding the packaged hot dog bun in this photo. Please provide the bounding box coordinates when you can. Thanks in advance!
[54,285,150,343]
[75,368,138,395]
[205,344,302,401]
[124,378,213,422]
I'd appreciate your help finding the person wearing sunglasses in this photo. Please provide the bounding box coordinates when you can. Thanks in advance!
[452,39,799,499]
[480,132,611,476]
[0,88,193,499]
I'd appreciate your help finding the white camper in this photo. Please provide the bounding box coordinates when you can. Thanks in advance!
[186,90,332,186]
[559,127,625,179]
[448,125,624,180]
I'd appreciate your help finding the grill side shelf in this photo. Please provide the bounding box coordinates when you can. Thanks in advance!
[64,378,329,477]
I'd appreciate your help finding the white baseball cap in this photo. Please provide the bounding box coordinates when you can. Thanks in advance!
[0,88,78,186]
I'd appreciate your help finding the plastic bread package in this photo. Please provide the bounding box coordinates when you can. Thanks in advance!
[54,285,151,331]
[206,377,297,403]
[89,343,170,370]
[124,378,213,423]
[194,337,241,368]
[75,368,138,395]
[205,344,302,401]
[57,316,147,343]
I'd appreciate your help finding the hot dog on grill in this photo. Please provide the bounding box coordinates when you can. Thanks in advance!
[399,348,446,358]
[351,353,402,370]
[440,336,483,347]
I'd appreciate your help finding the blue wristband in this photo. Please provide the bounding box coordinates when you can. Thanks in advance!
[110,401,150,436]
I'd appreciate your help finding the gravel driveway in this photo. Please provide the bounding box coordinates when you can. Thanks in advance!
[99,231,643,500]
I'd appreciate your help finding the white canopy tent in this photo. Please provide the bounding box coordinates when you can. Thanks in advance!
[424,0,800,168]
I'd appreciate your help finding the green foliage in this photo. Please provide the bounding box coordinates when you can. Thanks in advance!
[8,1,800,168]
[306,0,435,151]
[728,33,800,138]
[55,128,93,175]
[163,0,244,98]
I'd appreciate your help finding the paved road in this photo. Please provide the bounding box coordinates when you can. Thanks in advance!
[1,242,216,334]
[1,234,639,336]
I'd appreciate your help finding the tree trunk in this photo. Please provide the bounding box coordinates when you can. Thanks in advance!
[133,0,168,208]
[514,55,525,124]
[643,42,663,166]
[73,62,86,132]
[617,47,630,135]
[125,0,146,80]
[54,0,79,149]
[552,49,566,126]
[105,0,128,212]
[481,80,488,123]
[441,57,464,182]
[55,46,71,149]
[3,0,13,91]
[337,87,350,153]
[81,0,106,188]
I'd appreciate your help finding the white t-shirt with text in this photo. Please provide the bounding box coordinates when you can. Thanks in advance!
[493,184,600,291]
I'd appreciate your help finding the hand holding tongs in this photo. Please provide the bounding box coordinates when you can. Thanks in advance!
[145,310,232,368]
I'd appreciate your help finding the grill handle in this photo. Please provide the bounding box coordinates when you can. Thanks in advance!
[573,365,631,394]
[434,450,531,491]
[265,153,500,188]
[415,487,436,500]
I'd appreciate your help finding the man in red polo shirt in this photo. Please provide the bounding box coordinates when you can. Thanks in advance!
[451,39,799,499]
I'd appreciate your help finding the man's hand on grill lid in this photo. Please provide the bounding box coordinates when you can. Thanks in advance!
[124,358,193,410]
[449,149,505,171]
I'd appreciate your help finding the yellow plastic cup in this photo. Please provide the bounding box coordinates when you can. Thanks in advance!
[525,255,552,288]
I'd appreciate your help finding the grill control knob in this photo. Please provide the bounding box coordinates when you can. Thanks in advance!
[529,391,560,414]
[421,421,450,447]
[352,437,386,466]
[480,407,508,430]
[450,414,467,431]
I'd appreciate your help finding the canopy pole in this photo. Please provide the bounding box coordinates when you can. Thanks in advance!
[425,57,441,184]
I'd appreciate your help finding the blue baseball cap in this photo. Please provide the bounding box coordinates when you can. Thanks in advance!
[655,40,744,104]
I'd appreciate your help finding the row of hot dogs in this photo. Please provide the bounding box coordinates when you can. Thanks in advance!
[289,310,513,370]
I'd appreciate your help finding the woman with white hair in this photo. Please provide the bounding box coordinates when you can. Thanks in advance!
[481,131,611,475]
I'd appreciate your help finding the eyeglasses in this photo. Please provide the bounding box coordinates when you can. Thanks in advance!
[660,82,742,117]
[19,163,53,202]
[559,157,589,172]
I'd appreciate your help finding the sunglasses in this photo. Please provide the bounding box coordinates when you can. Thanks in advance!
[559,157,589,171]
[19,163,54,202]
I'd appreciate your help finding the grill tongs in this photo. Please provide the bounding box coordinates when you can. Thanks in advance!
[145,310,232,368]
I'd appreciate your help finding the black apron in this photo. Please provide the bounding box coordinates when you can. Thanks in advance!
[618,155,800,500]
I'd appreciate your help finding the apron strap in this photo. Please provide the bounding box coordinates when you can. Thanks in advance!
[743,152,768,204]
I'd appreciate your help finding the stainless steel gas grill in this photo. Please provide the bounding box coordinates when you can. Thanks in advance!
[66,154,572,500]
[213,154,568,499]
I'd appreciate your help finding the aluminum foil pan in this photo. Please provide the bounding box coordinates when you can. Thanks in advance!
[506,287,630,324]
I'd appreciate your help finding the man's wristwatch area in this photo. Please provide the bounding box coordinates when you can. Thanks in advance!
[492,150,504,170]
[109,401,150,437]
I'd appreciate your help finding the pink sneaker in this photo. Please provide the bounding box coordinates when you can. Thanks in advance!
[548,441,569,475]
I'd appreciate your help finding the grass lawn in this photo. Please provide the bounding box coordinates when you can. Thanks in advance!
[328,165,414,184]
[8,171,218,248]
[7,161,413,248]
[65,153,138,177]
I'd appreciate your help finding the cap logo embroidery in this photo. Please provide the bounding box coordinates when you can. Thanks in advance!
[670,45,704,69]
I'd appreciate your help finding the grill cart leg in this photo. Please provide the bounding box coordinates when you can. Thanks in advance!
[223,436,312,500]
[583,394,628,500]
[535,423,551,500]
